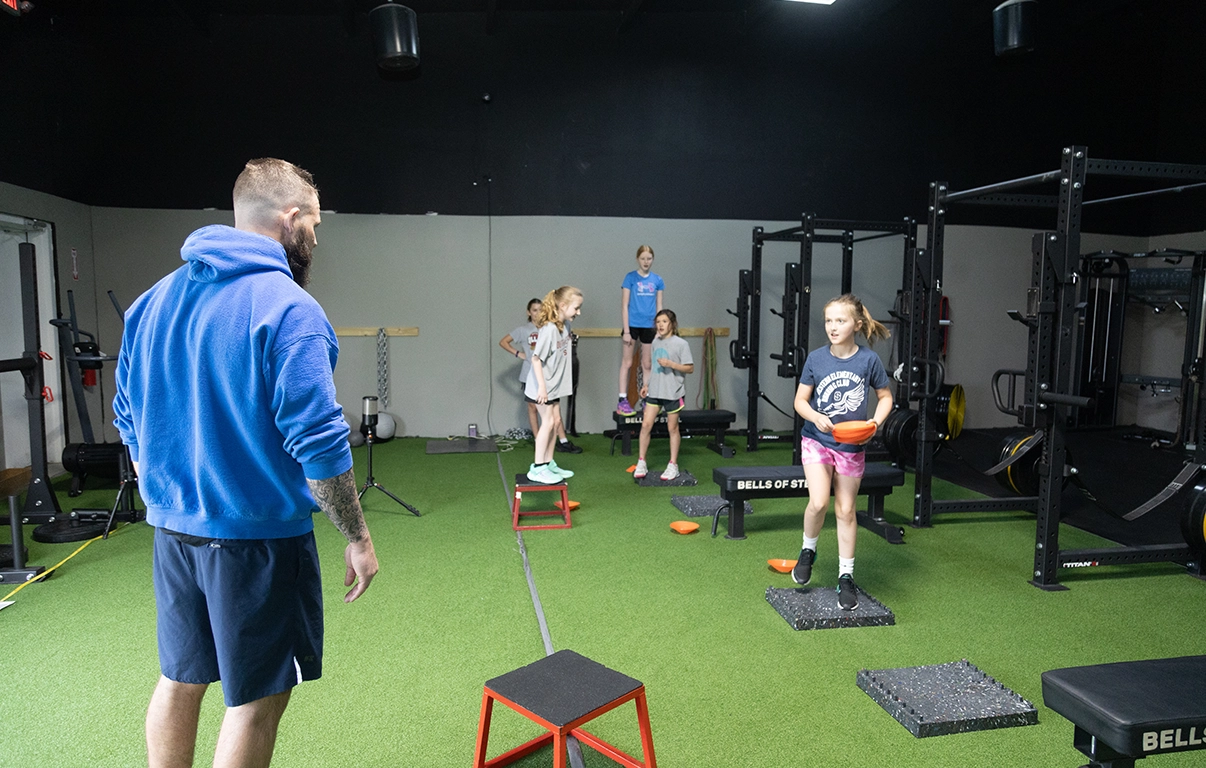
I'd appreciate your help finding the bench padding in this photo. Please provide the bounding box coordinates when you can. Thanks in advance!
[709,462,906,541]
[713,462,904,499]
[1042,655,1206,757]
[609,409,736,457]
[612,409,735,428]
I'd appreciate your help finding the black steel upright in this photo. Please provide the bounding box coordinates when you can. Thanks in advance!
[745,231,765,452]
[1186,258,1206,457]
[15,243,63,521]
[1030,146,1088,589]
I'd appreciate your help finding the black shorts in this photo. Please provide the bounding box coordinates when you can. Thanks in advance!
[627,326,656,344]
[646,396,686,414]
[524,395,560,405]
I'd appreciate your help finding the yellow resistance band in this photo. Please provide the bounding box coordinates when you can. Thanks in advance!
[2,523,129,603]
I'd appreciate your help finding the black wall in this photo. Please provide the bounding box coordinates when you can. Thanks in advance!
[2,1,1203,234]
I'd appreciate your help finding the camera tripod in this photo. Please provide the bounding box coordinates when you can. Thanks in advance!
[358,398,420,516]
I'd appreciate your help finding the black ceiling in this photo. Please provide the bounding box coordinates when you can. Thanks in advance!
[2,0,1203,234]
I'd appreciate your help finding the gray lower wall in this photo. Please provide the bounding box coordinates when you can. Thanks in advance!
[3,180,1204,449]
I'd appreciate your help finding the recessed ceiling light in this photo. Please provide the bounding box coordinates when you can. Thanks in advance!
[781,0,838,5]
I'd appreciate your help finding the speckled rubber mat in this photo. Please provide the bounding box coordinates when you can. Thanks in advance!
[634,470,697,487]
[670,495,751,518]
[856,659,1038,737]
[765,585,895,630]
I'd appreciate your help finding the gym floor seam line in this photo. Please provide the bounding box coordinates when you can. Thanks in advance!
[493,451,588,768]
[496,452,555,656]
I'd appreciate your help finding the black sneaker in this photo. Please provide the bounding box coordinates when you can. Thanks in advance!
[837,574,859,611]
[555,440,583,454]
[791,549,815,585]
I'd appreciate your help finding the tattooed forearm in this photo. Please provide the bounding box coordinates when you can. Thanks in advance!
[308,469,369,543]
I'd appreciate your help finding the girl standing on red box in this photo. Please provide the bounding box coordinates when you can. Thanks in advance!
[525,286,584,485]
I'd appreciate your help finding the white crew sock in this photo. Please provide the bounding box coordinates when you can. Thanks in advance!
[802,534,819,552]
[839,557,855,578]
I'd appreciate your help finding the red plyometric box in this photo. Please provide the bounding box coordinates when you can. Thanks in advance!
[511,475,571,530]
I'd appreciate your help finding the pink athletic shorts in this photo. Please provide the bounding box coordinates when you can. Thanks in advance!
[800,436,866,478]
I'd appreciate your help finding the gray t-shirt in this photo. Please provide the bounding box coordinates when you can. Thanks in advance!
[510,321,538,383]
[646,334,693,401]
[798,344,889,453]
[524,322,573,401]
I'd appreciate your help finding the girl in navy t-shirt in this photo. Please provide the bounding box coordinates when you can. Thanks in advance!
[792,293,893,611]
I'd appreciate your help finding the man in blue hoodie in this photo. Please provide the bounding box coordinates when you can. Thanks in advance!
[113,158,378,768]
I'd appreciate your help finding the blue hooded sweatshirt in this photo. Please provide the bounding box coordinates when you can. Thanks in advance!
[113,225,352,539]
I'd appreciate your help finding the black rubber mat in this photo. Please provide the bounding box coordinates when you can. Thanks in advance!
[930,427,1190,547]
[765,585,895,630]
[858,659,1037,738]
[635,470,697,487]
[425,438,498,454]
[671,495,752,518]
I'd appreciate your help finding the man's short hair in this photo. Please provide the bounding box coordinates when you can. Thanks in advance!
[232,159,319,226]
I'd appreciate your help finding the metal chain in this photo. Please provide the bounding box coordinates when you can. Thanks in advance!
[376,328,389,409]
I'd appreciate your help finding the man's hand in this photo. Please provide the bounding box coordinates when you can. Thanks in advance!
[308,469,378,602]
[343,537,378,603]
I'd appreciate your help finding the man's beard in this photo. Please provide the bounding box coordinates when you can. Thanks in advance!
[285,228,314,288]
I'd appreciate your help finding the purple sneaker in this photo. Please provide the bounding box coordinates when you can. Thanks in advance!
[616,397,635,415]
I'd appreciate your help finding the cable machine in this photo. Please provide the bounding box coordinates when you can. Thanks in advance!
[1074,248,1206,441]
[902,145,1206,589]
[729,213,916,456]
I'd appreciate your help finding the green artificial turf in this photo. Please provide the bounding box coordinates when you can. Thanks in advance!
[1,433,1203,767]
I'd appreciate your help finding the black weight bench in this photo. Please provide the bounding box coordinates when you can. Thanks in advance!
[1042,655,1206,767]
[608,409,736,458]
[711,463,905,542]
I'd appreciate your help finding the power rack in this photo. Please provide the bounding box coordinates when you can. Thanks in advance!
[901,146,1206,589]
[730,214,916,461]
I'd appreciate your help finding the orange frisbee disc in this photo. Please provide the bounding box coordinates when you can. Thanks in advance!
[832,420,876,445]
[670,520,700,534]
[767,559,798,573]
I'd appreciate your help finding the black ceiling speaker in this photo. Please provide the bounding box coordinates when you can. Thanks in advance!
[993,0,1036,57]
[370,3,420,71]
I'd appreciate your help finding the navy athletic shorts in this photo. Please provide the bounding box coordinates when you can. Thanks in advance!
[153,527,324,707]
